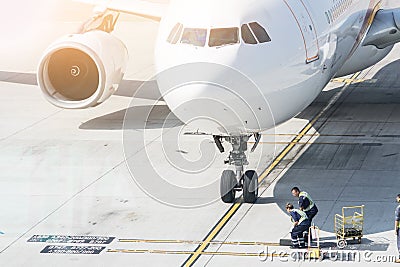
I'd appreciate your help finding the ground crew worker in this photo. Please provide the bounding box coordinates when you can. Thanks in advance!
[395,194,400,263]
[286,203,310,248]
[291,187,319,223]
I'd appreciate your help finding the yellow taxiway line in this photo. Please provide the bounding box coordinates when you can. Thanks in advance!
[182,72,361,266]
[262,133,365,137]
[118,238,280,246]
[108,249,288,258]
[250,141,381,146]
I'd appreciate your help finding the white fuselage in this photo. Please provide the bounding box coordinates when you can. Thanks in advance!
[154,0,391,136]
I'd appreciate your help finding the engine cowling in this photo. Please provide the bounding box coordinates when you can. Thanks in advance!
[37,30,128,109]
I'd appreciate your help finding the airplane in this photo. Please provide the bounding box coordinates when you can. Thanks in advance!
[36,0,400,203]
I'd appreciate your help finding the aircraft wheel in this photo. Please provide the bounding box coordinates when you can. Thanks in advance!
[220,170,237,203]
[243,170,258,203]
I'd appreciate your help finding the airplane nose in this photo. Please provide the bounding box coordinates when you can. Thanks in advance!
[156,62,275,135]
[164,83,249,134]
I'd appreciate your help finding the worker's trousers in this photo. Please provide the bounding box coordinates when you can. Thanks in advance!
[305,206,318,241]
[291,221,310,247]
[397,229,400,256]
[305,205,318,223]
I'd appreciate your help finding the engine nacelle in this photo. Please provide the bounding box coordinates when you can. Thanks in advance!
[37,30,128,109]
[363,8,400,49]
[335,43,393,77]
[336,8,400,77]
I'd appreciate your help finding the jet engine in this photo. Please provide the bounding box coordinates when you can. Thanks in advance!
[37,30,128,109]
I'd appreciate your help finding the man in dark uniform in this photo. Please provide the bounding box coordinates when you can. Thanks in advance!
[291,187,319,224]
[286,203,310,248]
[395,194,400,263]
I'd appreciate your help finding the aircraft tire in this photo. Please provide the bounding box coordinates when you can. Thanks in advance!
[243,170,258,203]
[220,170,236,203]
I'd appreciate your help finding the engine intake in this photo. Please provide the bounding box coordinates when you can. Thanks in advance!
[37,30,128,109]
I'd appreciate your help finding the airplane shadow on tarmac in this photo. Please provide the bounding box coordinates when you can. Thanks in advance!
[79,79,183,130]
[0,71,162,100]
[272,59,400,237]
[0,71,37,86]
[0,71,178,130]
[79,105,183,130]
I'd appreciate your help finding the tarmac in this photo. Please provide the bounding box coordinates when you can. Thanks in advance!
[0,0,400,266]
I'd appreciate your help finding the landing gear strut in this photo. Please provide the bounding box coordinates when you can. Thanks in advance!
[217,134,260,203]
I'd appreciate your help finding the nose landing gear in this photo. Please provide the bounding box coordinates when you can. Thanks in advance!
[215,134,260,203]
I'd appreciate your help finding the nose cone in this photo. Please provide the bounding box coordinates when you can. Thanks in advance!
[156,62,275,135]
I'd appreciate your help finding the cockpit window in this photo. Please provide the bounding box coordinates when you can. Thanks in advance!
[167,22,270,47]
[249,22,271,43]
[180,28,207,47]
[241,24,257,44]
[209,27,239,47]
[167,23,183,44]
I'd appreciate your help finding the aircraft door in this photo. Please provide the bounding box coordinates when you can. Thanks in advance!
[283,0,319,63]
